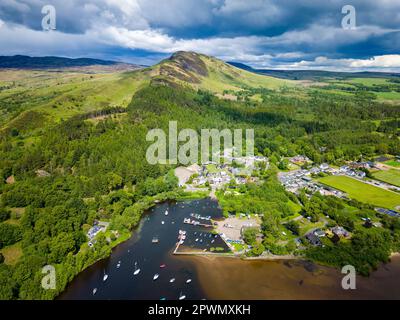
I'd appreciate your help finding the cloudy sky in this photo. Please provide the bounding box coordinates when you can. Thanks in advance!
[0,0,400,71]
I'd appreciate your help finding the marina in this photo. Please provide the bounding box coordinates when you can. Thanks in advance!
[59,198,400,300]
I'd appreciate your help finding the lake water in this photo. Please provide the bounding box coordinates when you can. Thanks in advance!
[59,198,400,300]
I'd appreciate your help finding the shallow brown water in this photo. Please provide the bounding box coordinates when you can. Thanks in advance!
[185,255,400,300]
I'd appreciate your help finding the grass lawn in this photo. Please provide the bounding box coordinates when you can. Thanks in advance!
[206,164,218,173]
[319,175,400,210]
[231,242,245,252]
[385,160,400,168]
[372,170,400,187]
[298,219,326,236]
[0,242,23,265]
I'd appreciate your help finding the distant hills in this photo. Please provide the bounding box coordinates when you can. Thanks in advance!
[228,61,400,80]
[3,53,399,81]
[0,55,141,69]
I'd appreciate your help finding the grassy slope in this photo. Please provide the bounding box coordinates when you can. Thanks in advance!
[0,69,149,130]
[144,52,294,94]
[319,175,400,209]
[0,242,22,265]
[198,55,293,92]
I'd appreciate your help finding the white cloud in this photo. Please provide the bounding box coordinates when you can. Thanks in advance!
[286,55,400,72]
[349,55,400,68]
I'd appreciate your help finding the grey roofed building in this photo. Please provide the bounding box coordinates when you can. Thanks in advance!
[313,229,326,237]
[305,232,322,246]
[331,226,349,238]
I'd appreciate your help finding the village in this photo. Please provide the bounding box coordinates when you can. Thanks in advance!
[174,153,269,192]
[279,155,400,197]
[173,153,400,255]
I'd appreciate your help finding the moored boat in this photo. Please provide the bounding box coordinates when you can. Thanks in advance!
[179,292,186,300]
[134,262,140,275]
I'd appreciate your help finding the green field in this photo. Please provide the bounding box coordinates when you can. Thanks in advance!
[372,170,400,187]
[385,160,400,167]
[318,175,400,210]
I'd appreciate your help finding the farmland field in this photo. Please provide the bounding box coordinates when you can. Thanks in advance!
[372,170,400,187]
[318,175,400,210]
[385,160,400,168]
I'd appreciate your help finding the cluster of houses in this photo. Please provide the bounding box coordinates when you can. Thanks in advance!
[305,226,350,246]
[289,155,312,166]
[176,153,269,190]
[279,164,345,198]
[279,160,377,198]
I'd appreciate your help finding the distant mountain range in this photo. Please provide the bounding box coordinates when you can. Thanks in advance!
[2,54,399,81]
[228,61,400,80]
[0,55,141,69]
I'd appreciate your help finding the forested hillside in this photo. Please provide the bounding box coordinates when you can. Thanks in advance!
[0,51,399,299]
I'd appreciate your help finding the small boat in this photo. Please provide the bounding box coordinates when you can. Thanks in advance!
[152,237,159,243]
[116,261,121,268]
[169,278,176,283]
[160,297,166,300]
[186,279,192,284]
[160,264,166,268]
[161,221,165,225]
[165,210,169,216]
[195,238,199,242]
[153,273,159,281]
[179,292,186,300]
[103,274,108,282]
[134,262,140,275]
[211,240,215,243]
[92,288,97,295]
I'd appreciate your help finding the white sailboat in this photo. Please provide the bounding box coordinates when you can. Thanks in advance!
[153,273,159,281]
[133,262,141,275]
[92,288,97,295]
[103,270,108,282]
[116,261,121,268]
[186,279,192,284]
[179,292,186,300]
[169,278,176,283]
